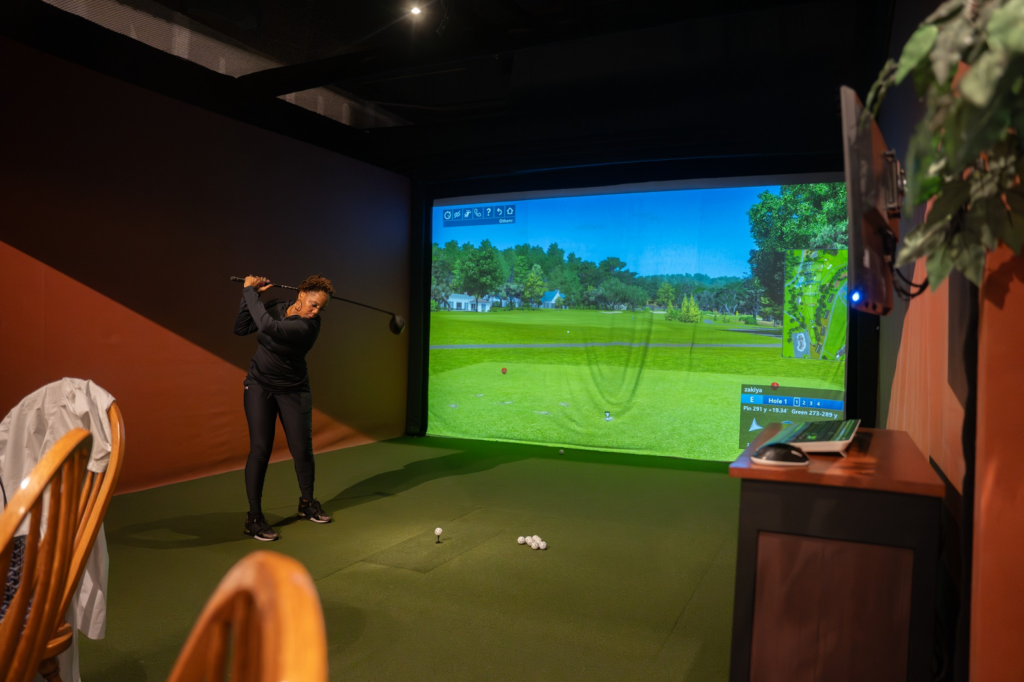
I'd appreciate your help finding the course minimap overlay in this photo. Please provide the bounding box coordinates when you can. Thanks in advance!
[782,249,849,361]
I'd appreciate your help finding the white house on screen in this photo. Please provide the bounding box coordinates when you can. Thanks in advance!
[446,293,496,312]
[540,290,563,309]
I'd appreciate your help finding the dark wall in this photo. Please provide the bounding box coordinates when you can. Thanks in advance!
[0,36,410,491]
[875,0,930,427]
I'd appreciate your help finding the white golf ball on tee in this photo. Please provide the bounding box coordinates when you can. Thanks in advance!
[435,528,442,537]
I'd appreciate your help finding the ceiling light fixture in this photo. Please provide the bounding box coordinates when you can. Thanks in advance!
[411,6,421,14]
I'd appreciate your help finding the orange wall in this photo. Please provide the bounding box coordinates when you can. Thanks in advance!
[971,245,1024,681]
[0,242,368,492]
[886,258,965,490]
[0,38,410,492]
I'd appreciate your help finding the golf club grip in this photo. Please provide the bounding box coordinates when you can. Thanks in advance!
[230,276,297,290]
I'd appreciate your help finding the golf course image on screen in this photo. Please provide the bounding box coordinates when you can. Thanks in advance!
[428,181,849,461]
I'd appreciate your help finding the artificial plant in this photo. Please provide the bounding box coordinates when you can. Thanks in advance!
[865,0,1024,287]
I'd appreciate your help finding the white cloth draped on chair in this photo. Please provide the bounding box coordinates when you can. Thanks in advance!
[0,378,115,682]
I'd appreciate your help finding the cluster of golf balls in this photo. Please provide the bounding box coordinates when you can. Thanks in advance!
[517,534,548,550]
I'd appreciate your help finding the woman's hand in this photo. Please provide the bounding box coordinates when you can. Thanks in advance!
[243,275,273,293]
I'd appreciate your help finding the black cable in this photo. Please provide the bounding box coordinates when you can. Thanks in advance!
[0,474,6,508]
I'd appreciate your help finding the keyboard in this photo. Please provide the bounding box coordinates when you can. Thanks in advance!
[769,419,860,454]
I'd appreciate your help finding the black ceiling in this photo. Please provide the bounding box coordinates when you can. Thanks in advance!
[2,0,897,185]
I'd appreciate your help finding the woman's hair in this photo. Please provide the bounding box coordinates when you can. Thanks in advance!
[298,274,334,298]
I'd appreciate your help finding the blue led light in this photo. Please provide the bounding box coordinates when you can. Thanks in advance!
[851,290,862,303]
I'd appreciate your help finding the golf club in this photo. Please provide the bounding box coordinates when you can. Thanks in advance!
[230,276,406,335]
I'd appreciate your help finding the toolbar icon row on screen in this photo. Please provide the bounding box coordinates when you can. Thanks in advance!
[442,205,515,222]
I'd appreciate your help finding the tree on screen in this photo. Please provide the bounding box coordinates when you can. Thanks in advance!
[626,285,647,311]
[656,281,675,308]
[431,243,459,309]
[497,281,524,308]
[741,276,766,321]
[459,240,505,311]
[523,264,546,308]
[680,295,702,323]
[747,183,848,308]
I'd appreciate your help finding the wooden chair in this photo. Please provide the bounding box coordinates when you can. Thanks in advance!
[166,550,328,682]
[39,403,126,682]
[0,429,92,682]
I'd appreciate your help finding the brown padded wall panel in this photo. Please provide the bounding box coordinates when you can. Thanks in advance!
[972,245,1024,681]
[0,37,409,491]
[886,244,965,491]
[0,241,371,493]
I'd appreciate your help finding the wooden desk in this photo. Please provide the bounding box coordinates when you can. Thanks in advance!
[729,426,944,682]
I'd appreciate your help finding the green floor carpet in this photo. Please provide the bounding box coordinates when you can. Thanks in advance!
[81,437,739,681]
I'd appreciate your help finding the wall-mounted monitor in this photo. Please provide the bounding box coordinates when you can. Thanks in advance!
[428,176,850,461]
[840,85,904,316]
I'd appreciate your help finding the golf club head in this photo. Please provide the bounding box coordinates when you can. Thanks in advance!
[389,314,407,335]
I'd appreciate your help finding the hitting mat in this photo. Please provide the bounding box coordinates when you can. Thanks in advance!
[363,510,502,573]
[80,436,739,681]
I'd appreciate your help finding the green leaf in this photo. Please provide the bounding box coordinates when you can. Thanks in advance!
[930,14,975,85]
[971,167,1002,200]
[960,49,1010,107]
[947,96,1013,172]
[926,240,956,288]
[987,0,1024,53]
[897,25,939,84]
[906,123,946,205]
[954,238,987,285]
[926,178,971,226]
[967,198,1002,249]
[896,219,950,267]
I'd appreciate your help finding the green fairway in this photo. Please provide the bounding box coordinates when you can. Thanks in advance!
[822,297,849,360]
[430,309,781,347]
[428,310,843,461]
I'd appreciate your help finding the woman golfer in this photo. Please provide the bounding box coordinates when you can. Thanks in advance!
[234,273,334,541]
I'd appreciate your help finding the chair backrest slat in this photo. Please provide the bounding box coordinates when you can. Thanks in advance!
[76,472,96,528]
[0,429,91,682]
[54,403,125,628]
[166,551,328,682]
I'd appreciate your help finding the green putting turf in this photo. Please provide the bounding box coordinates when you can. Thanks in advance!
[79,438,739,681]
[429,310,843,460]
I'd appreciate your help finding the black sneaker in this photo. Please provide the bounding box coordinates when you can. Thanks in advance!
[297,498,332,524]
[243,512,279,541]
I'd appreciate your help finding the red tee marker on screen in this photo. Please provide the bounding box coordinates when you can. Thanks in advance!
[771,382,779,390]
[502,368,507,374]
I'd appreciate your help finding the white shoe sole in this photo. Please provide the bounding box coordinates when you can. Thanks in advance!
[245,530,278,541]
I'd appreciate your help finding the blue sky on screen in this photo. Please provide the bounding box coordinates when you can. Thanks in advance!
[431,185,780,278]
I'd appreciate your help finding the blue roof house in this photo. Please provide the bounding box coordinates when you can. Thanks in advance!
[540,290,563,309]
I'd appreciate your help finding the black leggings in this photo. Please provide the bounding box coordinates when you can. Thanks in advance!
[243,377,315,515]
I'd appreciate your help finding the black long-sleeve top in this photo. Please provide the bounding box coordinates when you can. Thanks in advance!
[234,286,321,393]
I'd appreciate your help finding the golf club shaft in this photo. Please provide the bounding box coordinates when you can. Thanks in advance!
[229,276,396,317]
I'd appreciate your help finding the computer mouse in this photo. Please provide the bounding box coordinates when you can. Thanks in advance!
[752,442,810,467]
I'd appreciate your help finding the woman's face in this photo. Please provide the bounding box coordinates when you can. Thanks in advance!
[296,291,329,318]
